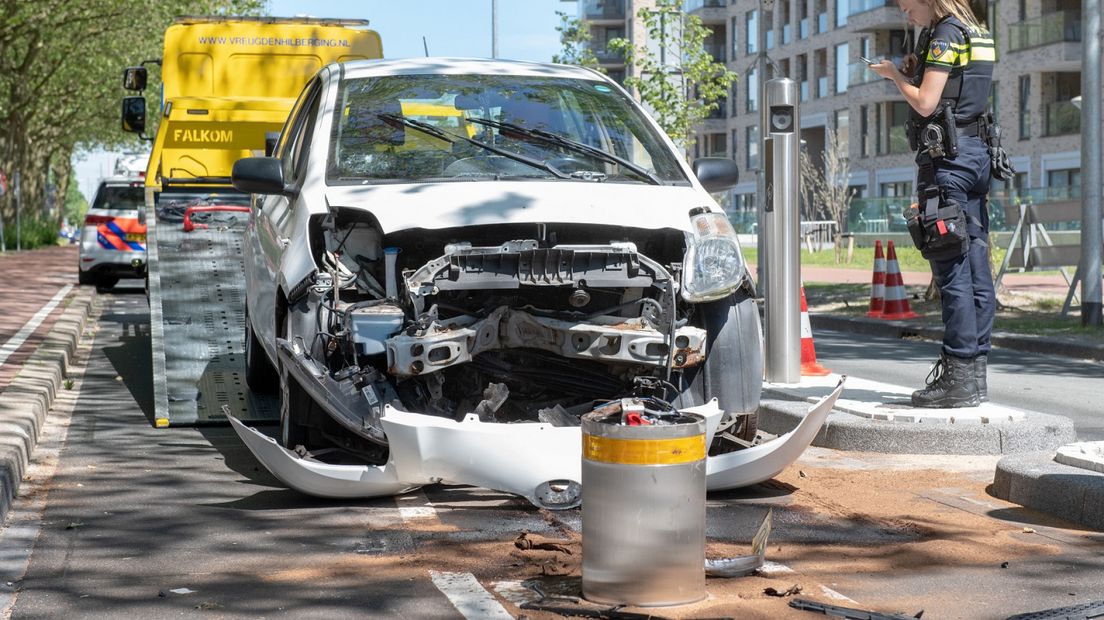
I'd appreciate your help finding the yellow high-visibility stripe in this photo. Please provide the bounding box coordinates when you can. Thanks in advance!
[583,434,706,465]
[971,46,996,61]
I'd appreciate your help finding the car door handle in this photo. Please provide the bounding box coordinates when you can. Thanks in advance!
[277,236,290,249]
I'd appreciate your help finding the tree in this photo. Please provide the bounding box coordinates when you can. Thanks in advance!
[799,128,856,263]
[552,11,604,71]
[0,0,264,246]
[607,0,736,151]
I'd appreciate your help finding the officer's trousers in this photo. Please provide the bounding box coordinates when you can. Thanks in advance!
[921,136,995,359]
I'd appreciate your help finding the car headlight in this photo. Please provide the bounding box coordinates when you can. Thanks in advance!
[681,211,746,303]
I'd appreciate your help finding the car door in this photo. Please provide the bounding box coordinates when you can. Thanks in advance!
[248,77,324,353]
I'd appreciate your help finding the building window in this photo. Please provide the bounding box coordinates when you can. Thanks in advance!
[834,42,849,94]
[797,54,809,102]
[835,108,849,156]
[746,67,758,113]
[888,102,910,154]
[747,125,759,170]
[782,0,792,45]
[731,16,740,59]
[799,0,809,38]
[880,181,912,197]
[730,82,739,117]
[746,10,758,55]
[706,132,727,157]
[873,105,883,155]
[860,104,869,157]
[816,0,828,33]
[765,9,775,49]
[1018,75,1031,139]
[731,129,739,161]
[835,0,848,27]
[1047,168,1081,199]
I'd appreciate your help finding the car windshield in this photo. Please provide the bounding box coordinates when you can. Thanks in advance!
[327,74,689,185]
[91,185,144,211]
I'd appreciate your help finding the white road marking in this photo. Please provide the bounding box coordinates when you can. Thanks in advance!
[430,571,514,620]
[398,490,439,523]
[0,285,72,367]
[819,584,859,604]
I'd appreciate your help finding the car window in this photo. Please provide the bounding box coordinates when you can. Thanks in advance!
[326,74,689,185]
[279,79,322,183]
[91,184,145,211]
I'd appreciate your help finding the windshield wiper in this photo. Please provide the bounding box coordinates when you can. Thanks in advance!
[376,114,570,180]
[466,117,662,185]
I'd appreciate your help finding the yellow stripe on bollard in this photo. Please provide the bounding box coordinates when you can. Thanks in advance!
[583,434,706,465]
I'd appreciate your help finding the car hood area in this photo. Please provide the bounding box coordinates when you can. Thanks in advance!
[324,182,710,235]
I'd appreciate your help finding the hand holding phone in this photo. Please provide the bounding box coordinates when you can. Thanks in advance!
[859,55,878,65]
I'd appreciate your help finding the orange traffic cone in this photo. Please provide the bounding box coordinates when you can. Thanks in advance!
[880,240,920,320]
[799,285,831,376]
[865,239,886,317]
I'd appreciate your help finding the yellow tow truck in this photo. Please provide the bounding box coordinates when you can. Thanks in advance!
[120,16,383,426]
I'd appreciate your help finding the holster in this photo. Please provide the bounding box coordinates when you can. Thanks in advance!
[906,171,970,261]
[980,112,1016,181]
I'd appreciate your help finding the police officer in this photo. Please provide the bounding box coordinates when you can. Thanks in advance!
[870,0,997,408]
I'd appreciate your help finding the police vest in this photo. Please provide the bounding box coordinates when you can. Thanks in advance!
[912,15,996,124]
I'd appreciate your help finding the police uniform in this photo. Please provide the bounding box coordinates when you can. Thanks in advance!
[909,16,997,407]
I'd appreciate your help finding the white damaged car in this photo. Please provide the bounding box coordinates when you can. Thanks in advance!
[230,58,840,508]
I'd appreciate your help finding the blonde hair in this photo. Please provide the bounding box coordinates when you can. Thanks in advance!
[929,0,985,31]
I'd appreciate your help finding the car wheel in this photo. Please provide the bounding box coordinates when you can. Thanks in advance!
[680,288,763,443]
[244,309,278,393]
[78,270,96,286]
[279,365,311,451]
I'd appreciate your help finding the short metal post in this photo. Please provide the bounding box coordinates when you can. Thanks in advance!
[14,171,21,252]
[763,78,801,384]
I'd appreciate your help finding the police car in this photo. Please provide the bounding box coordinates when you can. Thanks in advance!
[77,176,147,288]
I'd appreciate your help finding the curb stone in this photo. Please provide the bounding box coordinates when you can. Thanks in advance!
[757,396,1077,455]
[810,313,1104,362]
[0,287,97,522]
[992,451,1104,531]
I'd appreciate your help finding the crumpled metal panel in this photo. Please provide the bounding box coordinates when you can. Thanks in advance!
[228,378,846,507]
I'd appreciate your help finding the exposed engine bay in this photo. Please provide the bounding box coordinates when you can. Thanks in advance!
[276,207,755,466]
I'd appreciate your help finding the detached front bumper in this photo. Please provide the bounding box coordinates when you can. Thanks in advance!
[230,380,845,508]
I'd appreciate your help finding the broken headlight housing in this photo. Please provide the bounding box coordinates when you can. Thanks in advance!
[681,211,745,302]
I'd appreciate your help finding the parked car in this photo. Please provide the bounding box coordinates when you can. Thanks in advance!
[231,58,762,508]
[78,177,146,288]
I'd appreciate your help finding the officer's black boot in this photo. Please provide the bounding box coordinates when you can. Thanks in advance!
[975,353,988,402]
[911,352,981,408]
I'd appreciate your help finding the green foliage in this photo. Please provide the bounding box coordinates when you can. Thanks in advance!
[64,169,87,226]
[552,11,605,71]
[607,1,736,150]
[2,213,60,250]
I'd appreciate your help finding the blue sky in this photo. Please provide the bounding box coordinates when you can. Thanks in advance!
[75,0,573,203]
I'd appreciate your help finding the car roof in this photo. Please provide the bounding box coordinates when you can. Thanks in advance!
[99,176,143,186]
[337,57,607,81]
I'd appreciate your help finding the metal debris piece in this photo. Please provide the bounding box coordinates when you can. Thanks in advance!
[789,598,922,619]
[764,584,803,597]
[705,509,773,578]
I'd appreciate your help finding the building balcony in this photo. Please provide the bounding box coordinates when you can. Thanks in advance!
[847,61,880,87]
[704,41,726,63]
[817,76,828,98]
[582,0,625,23]
[1007,12,1082,71]
[1043,100,1081,137]
[846,0,902,32]
[685,0,727,23]
[800,17,810,39]
[593,47,625,64]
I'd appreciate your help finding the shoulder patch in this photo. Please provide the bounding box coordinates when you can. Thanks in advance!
[929,39,950,60]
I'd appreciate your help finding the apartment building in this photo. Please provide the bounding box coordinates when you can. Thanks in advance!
[574,0,1088,233]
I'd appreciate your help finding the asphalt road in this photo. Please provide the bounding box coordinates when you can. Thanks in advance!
[812,328,1104,441]
[3,286,1103,619]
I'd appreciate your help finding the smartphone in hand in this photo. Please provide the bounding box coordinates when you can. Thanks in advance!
[859,55,878,65]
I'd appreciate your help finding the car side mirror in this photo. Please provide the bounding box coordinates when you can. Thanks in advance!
[264,132,280,157]
[692,158,740,193]
[233,157,288,196]
[121,96,146,134]
[123,67,147,91]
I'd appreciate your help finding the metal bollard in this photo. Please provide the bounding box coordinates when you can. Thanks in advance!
[581,407,707,607]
